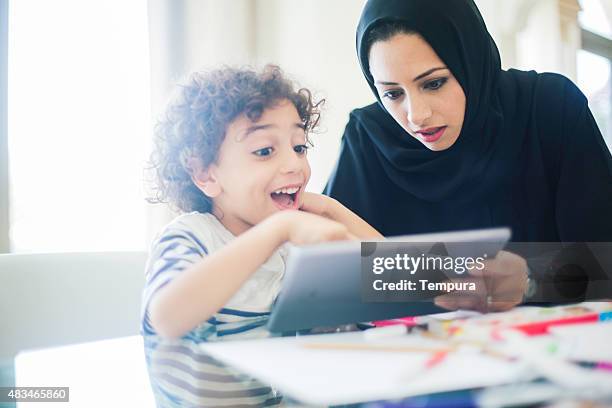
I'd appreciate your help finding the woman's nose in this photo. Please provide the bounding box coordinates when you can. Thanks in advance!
[405,93,432,128]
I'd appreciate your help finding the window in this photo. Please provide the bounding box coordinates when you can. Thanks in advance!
[577,0,612,152]
[8,0,151,252]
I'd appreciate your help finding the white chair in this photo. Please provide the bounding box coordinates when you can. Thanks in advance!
[0,251,147,359]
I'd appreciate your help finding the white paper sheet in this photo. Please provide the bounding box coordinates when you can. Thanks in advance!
[201,331,526,405]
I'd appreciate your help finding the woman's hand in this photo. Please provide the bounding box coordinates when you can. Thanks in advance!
[434,250,528,313]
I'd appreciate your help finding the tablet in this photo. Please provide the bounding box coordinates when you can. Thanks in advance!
[267,227,511,333]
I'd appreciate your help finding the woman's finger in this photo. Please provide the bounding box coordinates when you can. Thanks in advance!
[434,293,481,311]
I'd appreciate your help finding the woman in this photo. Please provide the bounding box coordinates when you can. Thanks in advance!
[325,0,612,310]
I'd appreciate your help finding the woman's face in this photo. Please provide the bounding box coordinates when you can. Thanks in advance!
[369,33,466,151]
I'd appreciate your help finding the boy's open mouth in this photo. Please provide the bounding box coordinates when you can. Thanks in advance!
[270,186,300,210]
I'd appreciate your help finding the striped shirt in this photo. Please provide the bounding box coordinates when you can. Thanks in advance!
[141,212,287,407]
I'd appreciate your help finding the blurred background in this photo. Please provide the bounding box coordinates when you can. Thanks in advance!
[0,0,610,254]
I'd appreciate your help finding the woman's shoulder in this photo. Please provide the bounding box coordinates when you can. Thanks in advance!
[533,72,590,140]
[539,72,586,107]
[505,69,587,112]
[503,70,590,151]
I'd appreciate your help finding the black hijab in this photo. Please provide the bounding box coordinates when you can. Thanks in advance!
[325,0,612,242]
[353,0,531,203]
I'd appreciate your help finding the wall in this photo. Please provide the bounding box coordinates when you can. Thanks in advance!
[253,0,372,192]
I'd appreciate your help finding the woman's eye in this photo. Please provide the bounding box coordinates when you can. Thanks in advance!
[294,144,309,155]
[424,77,447,91]
[253,147,274,157]
[382,89,403,100]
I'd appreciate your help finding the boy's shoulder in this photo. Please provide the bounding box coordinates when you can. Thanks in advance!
[153,212,234,254]
[165,211,219,230]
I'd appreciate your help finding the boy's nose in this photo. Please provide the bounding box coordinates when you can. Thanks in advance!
[279,151,303,174]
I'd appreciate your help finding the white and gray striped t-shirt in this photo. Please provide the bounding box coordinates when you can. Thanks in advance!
[141,212,287,407]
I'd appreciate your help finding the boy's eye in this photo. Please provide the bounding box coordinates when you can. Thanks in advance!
[423,77,447,91]
[382,89,403,100]
[253,147,274,157]
[294,144,309,155]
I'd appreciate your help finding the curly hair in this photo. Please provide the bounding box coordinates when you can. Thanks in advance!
[148,65,324,213]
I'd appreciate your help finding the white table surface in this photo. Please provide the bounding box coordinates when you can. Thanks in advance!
[15,336,155,408]
[13,323,612,407]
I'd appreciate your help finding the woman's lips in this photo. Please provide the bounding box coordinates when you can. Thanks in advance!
[416,126,447,143]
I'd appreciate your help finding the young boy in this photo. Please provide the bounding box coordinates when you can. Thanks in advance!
[142,65,381,406]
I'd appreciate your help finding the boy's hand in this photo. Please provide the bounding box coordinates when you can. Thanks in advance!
[299,192,336,218]
[300,192,383,240]
[273,210,356,245]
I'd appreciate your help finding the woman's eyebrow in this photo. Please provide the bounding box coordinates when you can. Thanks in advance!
[412,67,447,81]
[374,66,447,86]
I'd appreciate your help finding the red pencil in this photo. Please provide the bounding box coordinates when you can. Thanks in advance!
[511,313,600,336]
[425,350,449,368]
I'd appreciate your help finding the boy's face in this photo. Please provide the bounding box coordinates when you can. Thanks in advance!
[195,99,311,235]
